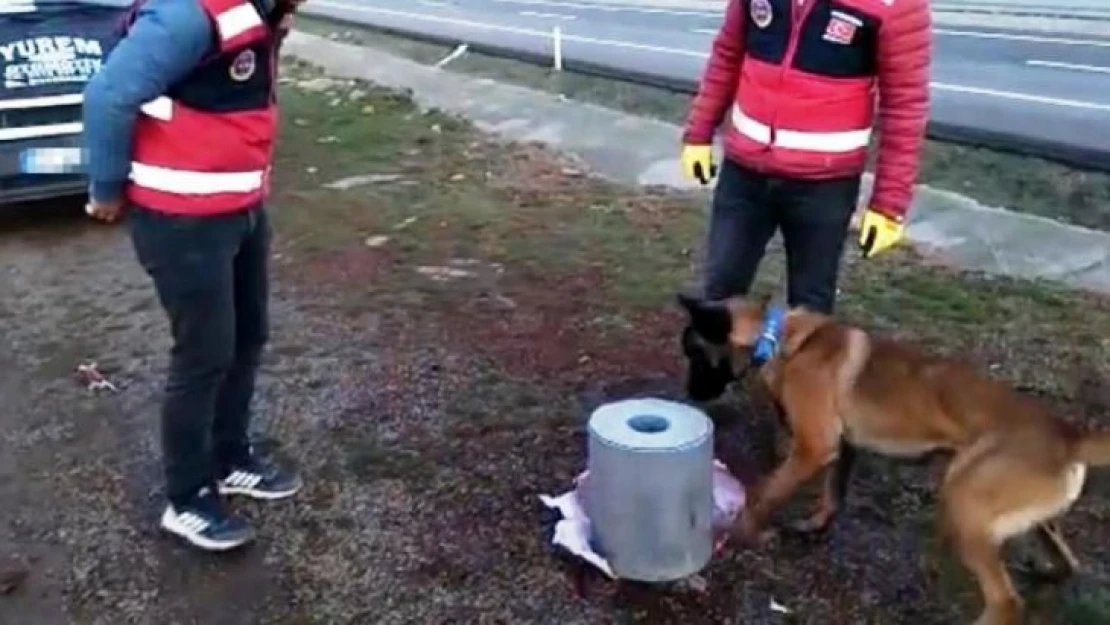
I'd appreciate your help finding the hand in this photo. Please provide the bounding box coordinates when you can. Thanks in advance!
[857,208,905,258]
[85,197,125,223]
[681,144,716,185]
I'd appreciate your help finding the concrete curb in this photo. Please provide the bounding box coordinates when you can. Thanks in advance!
[283,31,1110,294]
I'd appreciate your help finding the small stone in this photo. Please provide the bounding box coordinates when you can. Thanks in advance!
[364,235,390,248]
[415,266,474,281]
[490,294,516,310]
[392,216,418,231]
[324,173,403,190]
[296,77,339,92]
[561,167,584,177]
[361,104,375,115]
[294,118,309,127]
[306,166,318,174]
[0,567,28,595]
[316,136,340,144]
[449,173,466,182]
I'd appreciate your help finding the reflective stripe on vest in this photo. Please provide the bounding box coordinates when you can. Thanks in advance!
[139,96,173,121]
[212,1,267,49]
[731,105,872,153]
[129,162,265,195]
[215,3,263,40]
[131,96,266,195]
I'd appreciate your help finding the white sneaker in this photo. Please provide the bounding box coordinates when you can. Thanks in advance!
[159,487,256,551]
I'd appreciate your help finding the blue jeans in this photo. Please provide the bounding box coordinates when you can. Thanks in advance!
[703,158,861,313]
[128,204,270,507]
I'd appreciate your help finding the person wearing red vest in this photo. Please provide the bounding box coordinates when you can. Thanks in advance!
[681,0,931,309]
[82,0,303,551]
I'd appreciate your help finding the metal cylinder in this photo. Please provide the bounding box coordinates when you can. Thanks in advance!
[585,398,714,582]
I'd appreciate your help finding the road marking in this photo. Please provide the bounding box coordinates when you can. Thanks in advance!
[936,28,1110,48]
[491,9,1110,49]
[309,1,1110,112]
[312,1,709,57]
[491,0,718,17]
[519,9,577,20]
[1027,59,1110,74]
[931,82,1110,112]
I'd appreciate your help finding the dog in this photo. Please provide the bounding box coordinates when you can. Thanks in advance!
[677,292,1110,625]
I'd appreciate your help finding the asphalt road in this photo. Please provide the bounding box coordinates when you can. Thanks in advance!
[305,0,1110,167]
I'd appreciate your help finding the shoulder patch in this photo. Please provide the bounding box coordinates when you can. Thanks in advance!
[750,0,773,28]
[229,48,257,81]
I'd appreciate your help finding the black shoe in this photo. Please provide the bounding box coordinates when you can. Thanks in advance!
[160,486,255,551]
[218,455,302,501]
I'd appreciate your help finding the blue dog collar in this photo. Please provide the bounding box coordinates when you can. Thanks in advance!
[751,305,786,366]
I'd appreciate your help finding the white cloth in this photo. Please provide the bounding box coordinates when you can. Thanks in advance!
[538,459,746,579]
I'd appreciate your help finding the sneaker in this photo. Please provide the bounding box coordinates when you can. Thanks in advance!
[160,486,255,551]
[218,456,302,501]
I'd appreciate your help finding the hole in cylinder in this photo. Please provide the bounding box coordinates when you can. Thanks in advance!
[627,414,670,434]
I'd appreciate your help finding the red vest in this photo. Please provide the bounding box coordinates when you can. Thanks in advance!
[728,0,882,179]
[125,0,277,215]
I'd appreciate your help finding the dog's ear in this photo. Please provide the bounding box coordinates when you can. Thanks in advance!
[676,292,732,345]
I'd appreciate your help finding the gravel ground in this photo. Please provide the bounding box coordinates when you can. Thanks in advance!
[0,66,1108,625]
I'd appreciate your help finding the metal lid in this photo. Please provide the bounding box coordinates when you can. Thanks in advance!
[587,398,713,452]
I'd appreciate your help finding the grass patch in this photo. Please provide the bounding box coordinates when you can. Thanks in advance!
[274,56,1110,382]
[266,62,1110,624]
[296,17,1110,232]
[1058,587,1110,624]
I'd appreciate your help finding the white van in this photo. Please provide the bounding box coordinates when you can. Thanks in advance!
[0,0,128,203]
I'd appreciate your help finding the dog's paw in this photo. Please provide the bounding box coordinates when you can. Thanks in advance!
[730,517,778,549]
[785,508,836,538]
[785,517,834,541]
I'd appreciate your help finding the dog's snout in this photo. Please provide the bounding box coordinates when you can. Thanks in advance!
[681,326,737,402]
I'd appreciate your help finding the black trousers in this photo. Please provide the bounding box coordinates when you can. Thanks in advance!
[129,204,270,507]
[703,158,861,313]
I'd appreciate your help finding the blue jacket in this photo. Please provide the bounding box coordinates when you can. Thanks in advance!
[82,0,275,203]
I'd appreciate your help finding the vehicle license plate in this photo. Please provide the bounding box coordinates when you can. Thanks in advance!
[19,147,85,174]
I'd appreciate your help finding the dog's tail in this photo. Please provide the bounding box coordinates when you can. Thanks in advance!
[1074,431,1110,466]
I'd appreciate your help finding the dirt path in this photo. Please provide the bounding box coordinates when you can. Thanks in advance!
[0,67,1108,624]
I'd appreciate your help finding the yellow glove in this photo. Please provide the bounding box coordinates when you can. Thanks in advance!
[858,208,905,258]
[681,144,717,185]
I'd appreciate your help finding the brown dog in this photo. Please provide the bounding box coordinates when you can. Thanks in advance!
[678,293,1110,625]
